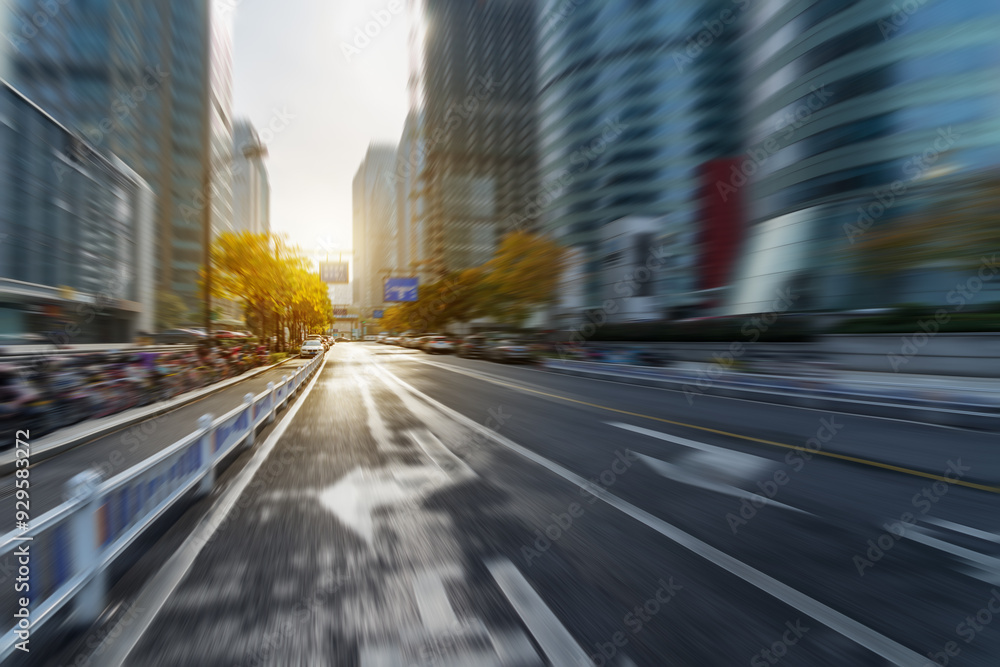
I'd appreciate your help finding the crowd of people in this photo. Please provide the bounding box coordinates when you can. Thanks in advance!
[0,341,272,444]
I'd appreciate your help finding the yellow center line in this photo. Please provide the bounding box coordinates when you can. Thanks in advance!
[410,359,1000,495]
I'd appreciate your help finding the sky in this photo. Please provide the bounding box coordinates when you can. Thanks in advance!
[231,0,411,261]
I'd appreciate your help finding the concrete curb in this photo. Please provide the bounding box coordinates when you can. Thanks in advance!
[2,357,297,474]
[543,361,1000,431]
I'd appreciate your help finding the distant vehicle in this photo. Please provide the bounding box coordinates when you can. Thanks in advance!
[364,335,377,341]
[456,335,488,359]
[401,335,424,348]
[154,329,206,344]
[305,335,329,351]
[413,334,443,350]
[299,340,324,358]
[485,339,535,363]
[384,336,401,345]
[422,335,456,354]
[337,337,351,343]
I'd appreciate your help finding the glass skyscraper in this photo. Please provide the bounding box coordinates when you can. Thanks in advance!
[417,0,539,276]
[726,0,1000,314]
[0,82,155,339]
[536,0,736,322]
[2,0,234,314]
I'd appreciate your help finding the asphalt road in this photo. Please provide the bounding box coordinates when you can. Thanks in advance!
[50,344,1000,666]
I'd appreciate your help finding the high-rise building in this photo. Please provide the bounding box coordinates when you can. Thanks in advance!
[725,0,1000,314]
[416,0,539,276]
[353,144,400,314]
[535,0,737,324]
[0,82,155,340]
[2,0,235,315]
[231,119,270,234]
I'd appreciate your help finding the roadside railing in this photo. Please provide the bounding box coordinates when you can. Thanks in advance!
[0,352,324,661]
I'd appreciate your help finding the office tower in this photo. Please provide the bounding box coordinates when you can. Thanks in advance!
[353,144,400,315]
[535,0,728,324]
[0,82,155,339]
[417,0,539,276]
[231,119,271,234]
[2,0,235,314]
[726,0,1000,313]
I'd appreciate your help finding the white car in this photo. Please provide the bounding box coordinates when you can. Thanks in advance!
[423,336,456,354]
[299,339,324,358]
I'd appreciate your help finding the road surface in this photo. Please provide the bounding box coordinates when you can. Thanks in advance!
[43,344,1000,666]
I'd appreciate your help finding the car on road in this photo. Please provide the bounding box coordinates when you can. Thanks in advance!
[456,335,488,359]
[306,336,329,351]
[401,335,424,348]
[336,337,350,343]
[485,338,535,363]
[422,336,456,354]
[299,339,325,358]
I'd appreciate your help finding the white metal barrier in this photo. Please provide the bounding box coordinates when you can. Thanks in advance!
[0,352,324,660]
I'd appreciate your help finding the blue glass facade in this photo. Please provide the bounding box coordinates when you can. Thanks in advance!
[2,0,233,313]
[0,82,155,339]
[537,0,738,320]
[726,0,1000,314]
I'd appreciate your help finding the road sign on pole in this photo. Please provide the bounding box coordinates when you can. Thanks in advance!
[383,277,418,302]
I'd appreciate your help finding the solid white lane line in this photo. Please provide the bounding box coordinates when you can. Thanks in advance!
[101,356,329,667]
[486,557,594,667]
[633,452,810,516]
[606,421,768,468]
[905,527,1000,571]
[923,517,1000,545]
[372,363,929,667]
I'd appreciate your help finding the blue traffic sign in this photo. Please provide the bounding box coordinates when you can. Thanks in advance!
[373,310,384,319]
[383,277,418,302]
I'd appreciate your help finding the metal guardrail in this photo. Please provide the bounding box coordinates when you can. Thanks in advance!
[0,352,324,660]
